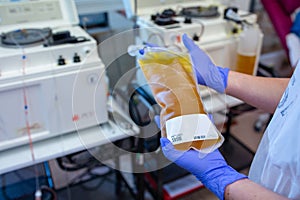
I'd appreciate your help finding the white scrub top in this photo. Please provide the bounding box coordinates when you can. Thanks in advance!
[249,63,300,199]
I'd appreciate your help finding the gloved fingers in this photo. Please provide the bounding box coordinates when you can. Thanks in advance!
[182,34,211,74]
[160,137,171,148]
[182,33,199,51]
[160,137,186,162]
[182,34,208,56]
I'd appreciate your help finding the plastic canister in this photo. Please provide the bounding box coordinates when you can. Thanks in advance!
[235,24,260,75]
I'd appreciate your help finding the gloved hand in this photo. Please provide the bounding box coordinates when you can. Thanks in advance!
[182,33,230,93]
[155,116,247,200]
[160,138,247,200]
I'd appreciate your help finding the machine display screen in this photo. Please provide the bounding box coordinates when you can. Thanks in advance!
[0,0,63,26]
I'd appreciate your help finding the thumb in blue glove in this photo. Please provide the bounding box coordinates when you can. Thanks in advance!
[160,137,247,200]
[182,33,230,93]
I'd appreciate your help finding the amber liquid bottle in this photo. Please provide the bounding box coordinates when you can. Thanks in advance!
[139,50,222,150]
[235,25,260,75]
[235,54,256,75]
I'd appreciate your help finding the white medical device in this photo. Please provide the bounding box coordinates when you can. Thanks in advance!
[0,0,108,151]
[123,0,262,72]
[123,0,263,100]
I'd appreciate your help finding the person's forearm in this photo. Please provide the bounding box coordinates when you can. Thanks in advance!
[225,179,289,200]
[225,71,289,113]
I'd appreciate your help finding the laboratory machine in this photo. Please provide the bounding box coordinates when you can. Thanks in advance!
[123,0,263,75]
[0,0,108,151]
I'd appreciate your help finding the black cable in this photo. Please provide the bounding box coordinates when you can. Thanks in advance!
[133,86,156,106]
[44,36,90,47]
[56,151,98,172]
[68,166,114,190]
[133,0,139,29]
[129,94,145,126]
[257,62,277,77]
[249,0,256,13]
[41,185,57,200]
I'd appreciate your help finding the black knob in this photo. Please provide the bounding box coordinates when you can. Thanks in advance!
[58,55,65,65]
[193,34,199,41]
[162,9,176,17]
[184,17,192,24]
[73,53,81,63]
[151,13,159,21]
[232,27,238,34]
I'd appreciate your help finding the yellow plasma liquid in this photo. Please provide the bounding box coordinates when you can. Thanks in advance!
[138,50,221,150]
[235,53,256,75]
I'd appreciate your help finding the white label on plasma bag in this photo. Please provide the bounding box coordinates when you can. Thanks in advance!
[166,114,219,145]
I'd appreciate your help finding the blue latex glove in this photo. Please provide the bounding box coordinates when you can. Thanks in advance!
[160,138,247,200]
[182,33,230,93]
[154,116,247,200]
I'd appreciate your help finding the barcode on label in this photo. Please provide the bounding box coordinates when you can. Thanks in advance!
[171,134,183,143]
[194,135,206,140]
